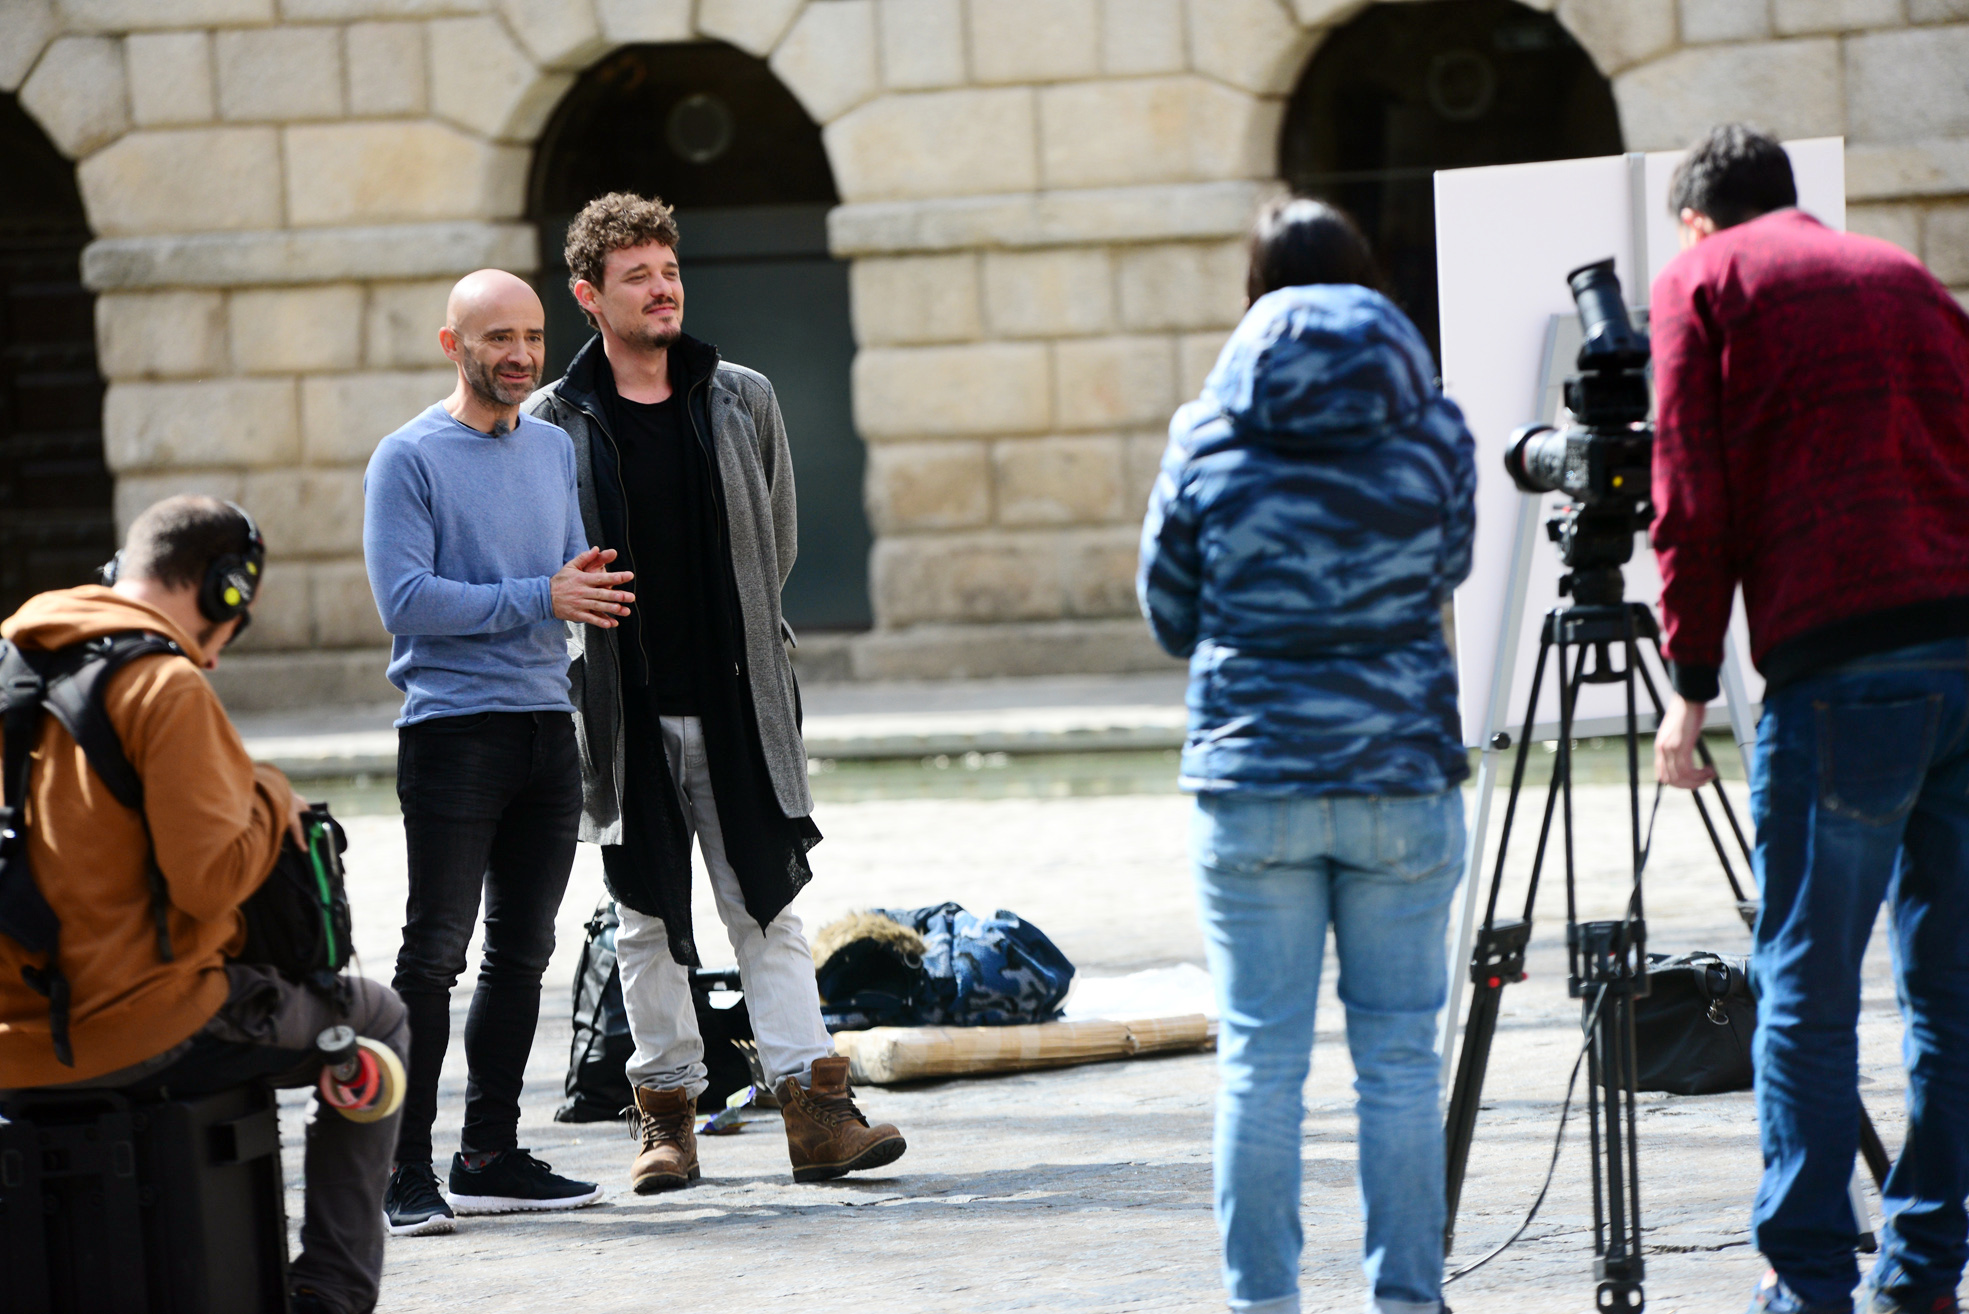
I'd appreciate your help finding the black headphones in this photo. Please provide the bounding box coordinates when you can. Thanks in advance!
[101,501,266,633]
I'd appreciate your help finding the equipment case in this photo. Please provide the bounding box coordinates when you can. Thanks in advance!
[0,1082,291,1314]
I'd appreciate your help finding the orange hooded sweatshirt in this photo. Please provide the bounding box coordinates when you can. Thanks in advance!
[0,586,294,1087]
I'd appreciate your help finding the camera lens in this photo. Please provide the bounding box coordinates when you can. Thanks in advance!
[1505,423,1564,495]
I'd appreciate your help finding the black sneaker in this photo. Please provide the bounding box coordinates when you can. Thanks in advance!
[383,1162,455,1238]
[447,1148,603,1215]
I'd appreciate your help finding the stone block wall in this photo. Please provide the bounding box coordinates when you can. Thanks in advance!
[2,0,1965,698]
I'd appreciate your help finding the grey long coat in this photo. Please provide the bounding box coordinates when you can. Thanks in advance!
[523,336,813,846]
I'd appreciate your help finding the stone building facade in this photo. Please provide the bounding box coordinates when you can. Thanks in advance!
[2,0,1965,706]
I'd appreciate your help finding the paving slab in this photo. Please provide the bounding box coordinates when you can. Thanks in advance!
[270,773,1924,1314]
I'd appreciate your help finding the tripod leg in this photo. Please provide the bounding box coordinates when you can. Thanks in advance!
[1575,928,1648,1314]
[1568,618,1647,1314]
[1851,1171,1878,1254]
[1858,1106,1892,1190]
[1444,918,1532,1249]
[1596,981,1647,1311]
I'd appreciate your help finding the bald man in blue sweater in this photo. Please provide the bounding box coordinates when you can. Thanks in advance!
[362,270,633,1237]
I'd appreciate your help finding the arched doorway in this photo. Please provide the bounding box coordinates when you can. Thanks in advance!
[1281,0,1623,360]
[531,42,872,632]
[0,94,114,619]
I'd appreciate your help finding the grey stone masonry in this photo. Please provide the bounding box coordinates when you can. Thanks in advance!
[0,0,1961,693]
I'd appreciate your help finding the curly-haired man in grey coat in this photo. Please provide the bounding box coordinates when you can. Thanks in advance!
[525,193,904,1195]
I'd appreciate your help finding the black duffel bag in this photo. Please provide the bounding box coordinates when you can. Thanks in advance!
[236,805,353,992]
[1633,950,1756,1095]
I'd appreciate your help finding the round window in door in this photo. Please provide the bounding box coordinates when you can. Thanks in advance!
[1280,0,1623,363]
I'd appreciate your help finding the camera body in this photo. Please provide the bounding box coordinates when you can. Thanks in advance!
[1503,258,1654,607]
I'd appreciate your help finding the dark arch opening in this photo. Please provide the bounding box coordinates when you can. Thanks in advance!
[1280,0,1623,360]
[0,93,113,619]
[530,42,871,631]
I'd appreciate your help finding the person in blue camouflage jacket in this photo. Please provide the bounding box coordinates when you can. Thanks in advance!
[1140,198,1475,1314]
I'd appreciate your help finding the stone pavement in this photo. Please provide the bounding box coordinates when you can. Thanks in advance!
[236,672,1192,779]
[277,741,1920,1314]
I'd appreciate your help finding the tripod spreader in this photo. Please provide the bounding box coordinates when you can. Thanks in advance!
[1570,918,1649,1003]
[1443,918,1532,1249]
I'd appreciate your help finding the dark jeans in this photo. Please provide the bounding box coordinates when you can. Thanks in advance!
[392,710,580,1167]
[1749,638,1969,1307]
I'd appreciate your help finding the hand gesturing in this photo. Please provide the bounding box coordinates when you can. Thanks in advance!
[552,547,634,628]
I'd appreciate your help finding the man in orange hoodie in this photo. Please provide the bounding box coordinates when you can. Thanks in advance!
[0,495,407,1314]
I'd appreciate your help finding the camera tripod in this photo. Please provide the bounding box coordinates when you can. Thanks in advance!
[1441,553,1757,1314]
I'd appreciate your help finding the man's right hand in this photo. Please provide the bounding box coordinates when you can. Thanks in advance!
[1654,693,1718,790]
[551,547,634,628]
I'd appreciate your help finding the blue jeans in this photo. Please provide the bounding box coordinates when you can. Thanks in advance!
[1193,788,1464,1314]
[1748,638,1969,1309]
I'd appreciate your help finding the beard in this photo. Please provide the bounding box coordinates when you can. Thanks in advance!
[462,352,540,409]
[609,301,682,352]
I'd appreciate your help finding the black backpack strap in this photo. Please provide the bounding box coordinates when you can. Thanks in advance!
[0,641,73,1064]
[38,633,183,812]
[42,633,184,965]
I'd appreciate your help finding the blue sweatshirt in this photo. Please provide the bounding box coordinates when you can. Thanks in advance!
[362,404,590,726]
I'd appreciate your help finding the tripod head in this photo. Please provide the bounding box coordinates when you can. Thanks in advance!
[1547,503,1644,608]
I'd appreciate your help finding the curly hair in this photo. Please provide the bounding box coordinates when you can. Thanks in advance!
[564,192,682,325]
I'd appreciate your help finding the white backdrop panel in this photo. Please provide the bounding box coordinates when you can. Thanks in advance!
[1440,139,1845,747]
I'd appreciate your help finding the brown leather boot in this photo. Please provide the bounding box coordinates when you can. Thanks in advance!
[776,1055,907,1183]
[629,1085,699,1194]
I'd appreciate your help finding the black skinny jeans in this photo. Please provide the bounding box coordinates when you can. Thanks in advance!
[392,710,581,1167]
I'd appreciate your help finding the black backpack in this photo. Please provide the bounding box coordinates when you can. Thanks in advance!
[239,809,353,999]
[557,897,754,1121]
[0,632,351,1067]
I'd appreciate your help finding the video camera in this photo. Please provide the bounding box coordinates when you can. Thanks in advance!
[1502,258,1653,607]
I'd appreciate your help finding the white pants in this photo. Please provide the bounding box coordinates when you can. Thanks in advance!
[616,715,835,1099]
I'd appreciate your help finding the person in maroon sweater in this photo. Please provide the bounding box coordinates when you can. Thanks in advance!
[1650,125,1969,1314]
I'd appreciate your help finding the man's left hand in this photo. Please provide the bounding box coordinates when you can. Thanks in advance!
[1655,694,1717,790]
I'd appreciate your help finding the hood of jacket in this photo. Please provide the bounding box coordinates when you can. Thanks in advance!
[2,586,207,664]
[1198,283,1439,450]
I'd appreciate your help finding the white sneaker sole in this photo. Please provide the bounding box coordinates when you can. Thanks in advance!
[383,1209,456,1238]
[449,1186,604,1215]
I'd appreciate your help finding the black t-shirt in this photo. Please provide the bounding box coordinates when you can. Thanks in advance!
[610,390,706,715]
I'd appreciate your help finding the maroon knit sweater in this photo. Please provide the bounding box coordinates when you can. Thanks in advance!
[1650,209,1969,701]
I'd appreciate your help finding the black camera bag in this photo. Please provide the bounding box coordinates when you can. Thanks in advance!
[1632,950,1756,1095]
[237,807,353,990]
